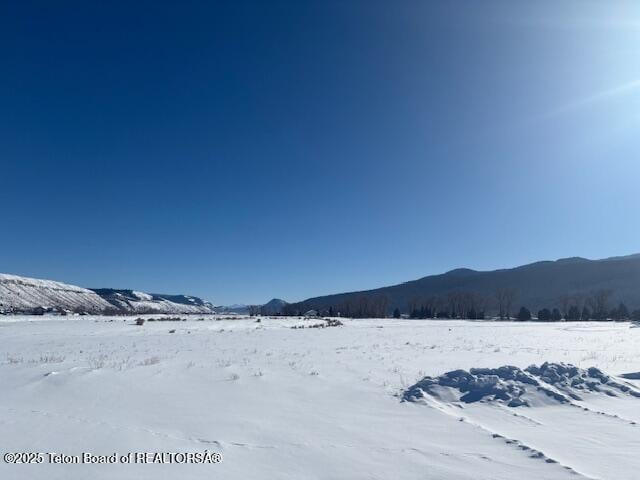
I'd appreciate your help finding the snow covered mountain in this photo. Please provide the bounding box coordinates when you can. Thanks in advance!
[0,273,215,315]
[0,274,113,313]
[91,289,215,314]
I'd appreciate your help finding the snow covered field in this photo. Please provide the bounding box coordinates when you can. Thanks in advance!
[1,316,639,479]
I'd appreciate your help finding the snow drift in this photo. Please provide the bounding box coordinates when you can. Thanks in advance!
[404,362,640,407]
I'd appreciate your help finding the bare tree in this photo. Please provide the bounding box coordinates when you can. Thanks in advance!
[380,295,389,318]
[570,292,586,311]
[477,293,489,317]
[424,296,438,318]
[504,288,517,320]
[339,300,353,318]
[460,292,472,319]
[408,297,420,317]
[559,293,570,319]
[591,289,613,320]
[356,296,370,318]
[447,292,462,318]
[434,295,447,317]
[371,295,389,318]
[495,288,514,320]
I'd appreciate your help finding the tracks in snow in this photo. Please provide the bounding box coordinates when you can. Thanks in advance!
[413,395,599,480]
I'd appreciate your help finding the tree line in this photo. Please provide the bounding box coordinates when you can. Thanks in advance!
[282,294,390,318]
[282,288,640,321]
[517,289,640,321]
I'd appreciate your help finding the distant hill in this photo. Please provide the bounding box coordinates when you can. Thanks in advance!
[215,304,251,315]
[260,298,288,315]
[215,299,289,316]
[0,274,215,315]
[0,274,113,314]
[285,254,640,317]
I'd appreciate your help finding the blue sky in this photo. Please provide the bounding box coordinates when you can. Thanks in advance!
[2,1,640,304]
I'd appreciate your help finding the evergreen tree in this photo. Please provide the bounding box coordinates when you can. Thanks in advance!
[616,302,629,320]
[517,307,532,321]
[537,308,552,321]
[581,306,591,321]
[551,308,562,322]
[393,308,401,319]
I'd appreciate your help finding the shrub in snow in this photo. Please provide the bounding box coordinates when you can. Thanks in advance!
[137,356,160,366]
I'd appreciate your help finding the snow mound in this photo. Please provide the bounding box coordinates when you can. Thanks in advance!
[404,362,640,408]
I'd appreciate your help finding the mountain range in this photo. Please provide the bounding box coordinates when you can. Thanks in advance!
[286,254,640,317]
[0,274,215,315]
[3,253,640,317]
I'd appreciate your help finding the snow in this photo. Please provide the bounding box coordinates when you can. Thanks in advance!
[404,363,640,407]
[132,291,154,301]
[1,318,639,479]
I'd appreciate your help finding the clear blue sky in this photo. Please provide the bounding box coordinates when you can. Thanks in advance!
[2,1,640,304]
